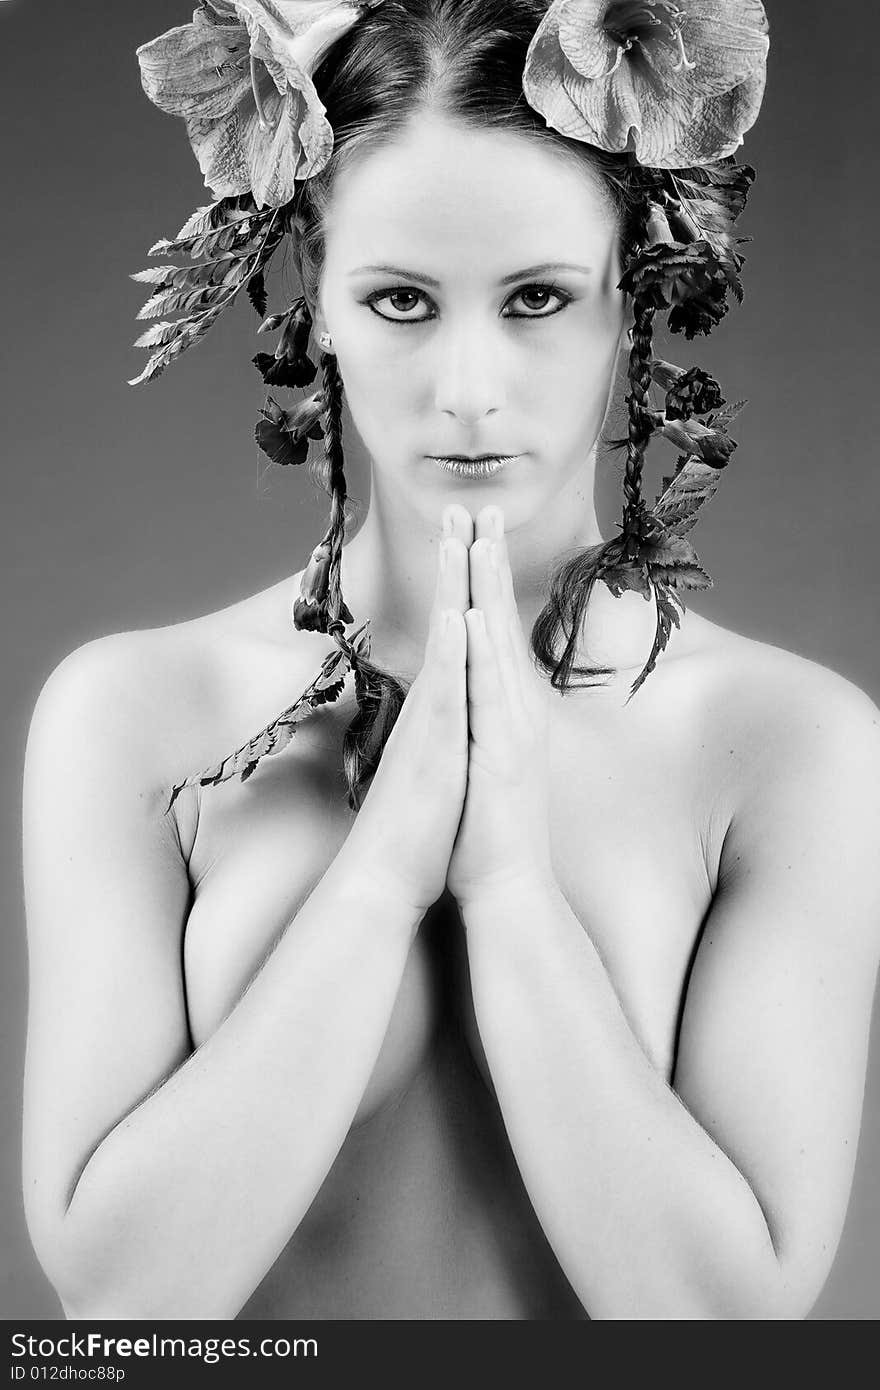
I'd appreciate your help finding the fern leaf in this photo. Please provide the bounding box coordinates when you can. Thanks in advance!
[651,456,723,536]
[132,320,182,350]
[129,306,224,384]
[164,647,353,812]
[176,204,216,241]
[136,284,229,320]
[707,399,747,432]
[130,266,178,286]
[626,584,684,702]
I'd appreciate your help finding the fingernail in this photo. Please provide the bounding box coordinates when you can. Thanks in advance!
[491,510,504,539]
[472,609,485,634]
[440,539,449,571]
[442,512,454,538]
[489,542,500,571]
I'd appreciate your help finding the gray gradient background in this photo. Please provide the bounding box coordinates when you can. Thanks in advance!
[2,0,878,1319]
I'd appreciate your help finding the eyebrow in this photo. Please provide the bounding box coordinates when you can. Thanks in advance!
[346,261,594,287]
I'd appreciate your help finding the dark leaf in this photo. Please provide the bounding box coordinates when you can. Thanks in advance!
[642,530,703,568]
[247,270,268,317]
[601,562,652,601]
[626,584,685,702]
[649,559,713,590]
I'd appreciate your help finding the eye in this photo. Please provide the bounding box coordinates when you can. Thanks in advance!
[363,288,435,323]
[361,280,572,324]
[503,283,572,318]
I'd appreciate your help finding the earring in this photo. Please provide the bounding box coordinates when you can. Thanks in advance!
[318,331,333,351]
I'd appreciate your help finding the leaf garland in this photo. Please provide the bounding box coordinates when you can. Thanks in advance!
[613,396,747,697]
[596,384,746,700]
[165,623,372,812]
[129,194,286,386]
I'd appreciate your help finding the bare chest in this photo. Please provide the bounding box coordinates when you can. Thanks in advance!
[179,676,726,1121]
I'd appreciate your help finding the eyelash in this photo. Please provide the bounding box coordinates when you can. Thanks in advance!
[361,281,573,324]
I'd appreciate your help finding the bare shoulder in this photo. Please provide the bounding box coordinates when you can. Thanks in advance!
[687,615,880,759]
[686,615,880,946]
[30,574,335,840]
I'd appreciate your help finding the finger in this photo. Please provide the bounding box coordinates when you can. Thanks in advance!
[474,503,501,545]
[442,502,474,548]
[484,515,539,696]
[429,607,467,712]
[468,538,526,722]
[470,509,531,705]
[434,532,470,619]
[422,604,465,716]
[464,607,506,749]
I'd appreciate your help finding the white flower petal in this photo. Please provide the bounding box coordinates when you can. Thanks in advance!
[235,0,373,75]
[245,90,304,206]
[185,103,255,199]
[556,0,620,78]
[654,78,763,166]
[137,8,251,121]
[523,0,770,168]
[564,55,644,151]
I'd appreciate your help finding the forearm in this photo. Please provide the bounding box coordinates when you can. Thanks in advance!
[462,878,792,1320]
[57,849,420,1321]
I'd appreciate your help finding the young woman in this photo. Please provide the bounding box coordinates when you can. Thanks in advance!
[21,0,880,1320]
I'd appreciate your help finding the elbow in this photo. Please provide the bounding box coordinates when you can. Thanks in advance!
[28,1209,237,1324]
[690,1277,806,1321]
[673,1245,812,1321]
[53,1274,242,1324]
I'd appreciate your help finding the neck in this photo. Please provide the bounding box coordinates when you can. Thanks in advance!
[336,449,662,685]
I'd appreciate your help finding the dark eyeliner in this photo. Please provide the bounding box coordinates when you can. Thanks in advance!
[504,281,572,318]
[360,280,573,323]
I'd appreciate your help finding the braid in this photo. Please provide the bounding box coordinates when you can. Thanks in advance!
[315,351,410,810]
[621,296,656,546]
[530,293,658,691]
[320,351,349,634]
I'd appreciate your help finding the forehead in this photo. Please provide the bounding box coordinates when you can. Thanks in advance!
[323,110,618,274]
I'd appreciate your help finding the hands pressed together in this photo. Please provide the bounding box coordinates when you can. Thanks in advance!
[345,502,556,917]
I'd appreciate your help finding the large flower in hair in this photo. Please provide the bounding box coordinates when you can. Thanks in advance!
[523,0,769,168]
[137,1,383,209]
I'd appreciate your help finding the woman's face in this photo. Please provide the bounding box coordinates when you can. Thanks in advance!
[317,109,627,529]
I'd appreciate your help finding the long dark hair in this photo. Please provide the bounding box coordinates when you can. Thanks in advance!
[289,0,649,809]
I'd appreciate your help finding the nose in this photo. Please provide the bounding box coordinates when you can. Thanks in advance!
[432,316,507,426]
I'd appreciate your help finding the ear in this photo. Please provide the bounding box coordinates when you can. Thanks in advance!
[308,287,337,355]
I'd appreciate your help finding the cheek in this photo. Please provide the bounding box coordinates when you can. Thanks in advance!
[529,312,621,422]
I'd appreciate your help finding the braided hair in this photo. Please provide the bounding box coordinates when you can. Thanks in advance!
[317,349,409,805]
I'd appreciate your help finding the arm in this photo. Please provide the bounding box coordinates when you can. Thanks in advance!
[22,635,421,1322]
[460,677,880,1320]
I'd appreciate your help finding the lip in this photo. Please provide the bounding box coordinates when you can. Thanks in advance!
[429,454,520,479]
